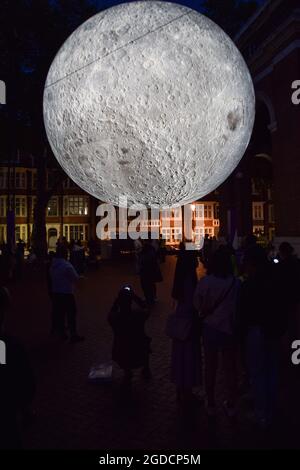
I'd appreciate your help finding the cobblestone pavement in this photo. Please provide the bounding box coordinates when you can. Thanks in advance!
[5,255,300,449]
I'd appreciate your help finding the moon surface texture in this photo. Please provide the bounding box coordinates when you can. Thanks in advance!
[44,1,255,208]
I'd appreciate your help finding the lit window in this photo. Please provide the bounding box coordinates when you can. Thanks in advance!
[15,225,26,242]
[47,197,59,217]
[252,203,264,221]
[15,197,26,217]
[0,197,6,217]
[204,204,213,219]
[0,225,6,243]
[64,197,89,216]
[69,225,87,241]
[195,204,204,219]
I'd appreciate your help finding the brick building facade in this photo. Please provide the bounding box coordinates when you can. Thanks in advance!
[219,0,300,251]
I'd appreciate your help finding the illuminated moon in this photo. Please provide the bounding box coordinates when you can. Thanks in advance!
[43,1,255,207]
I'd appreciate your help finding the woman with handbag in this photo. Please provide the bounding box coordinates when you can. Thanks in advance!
[194,246,240,417]
[168,243,202,409]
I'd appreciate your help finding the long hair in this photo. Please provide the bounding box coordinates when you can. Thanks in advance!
[172,249,197,300]
[208,246,233,278]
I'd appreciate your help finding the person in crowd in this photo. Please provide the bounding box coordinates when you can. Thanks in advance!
[194,246,240,417]
[237,246,286,429]
[70,240,85,275]
[237,234,258,276]
[15,239,25,279]
[0,286,35,449]
[266,242,276,262]
[277,241,300,339]
[88,237,97,265]
[108,285,151,391]
[139,240,162,305]
[224,241,239,277]
[170,242,202,410]
[159,235,166,263]
[3,243,16,282]
[49,247,84,343]
[46,251,56,334]
[201,234,212,268]
[26,247,37,267]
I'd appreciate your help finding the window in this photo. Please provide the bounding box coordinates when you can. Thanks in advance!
[47,197,59,217]
[195,204,204,219]
[253,226,264,236]
[161,228,171,241]
[64,224,88,242]
[0,225,6,243]
[204,228,213,235]
[64,197,89,216]
[172,228,182,240]
[204,204,213,219]
[32,171,37,189]
[64,225,69,240]
[251,179,260,196]
[214,204,220,220]
[173,208,182,219]
[70,225,84,241]
[252,203,264,221]
[15,170,26,189]
[0,170,7,189]
[0,197,6,217]
[161,209,172,220]
[15,225,27,242]
[15,197,27,217]
[194,227,204,236]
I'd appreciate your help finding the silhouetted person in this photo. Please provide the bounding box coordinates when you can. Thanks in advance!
[49,247,84,343]
[194,246,240,417]
[108,286,151,391]
[15,239,25,279]
[237,246,286,428]
[46,251,56,334]
[88,237,97,265]
[139,240,162,305]
[71,240,85,274]
[0,286,35,449]
[202,234,212,267]
[277,242,300,338]
[170,243,202,409]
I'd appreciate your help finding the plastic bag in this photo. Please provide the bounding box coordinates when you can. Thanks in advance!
[88,361,113,383]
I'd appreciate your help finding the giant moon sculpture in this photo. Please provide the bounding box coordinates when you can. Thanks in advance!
[43,1,255,207]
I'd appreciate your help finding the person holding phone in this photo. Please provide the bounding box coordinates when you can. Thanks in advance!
[108,285,151,391]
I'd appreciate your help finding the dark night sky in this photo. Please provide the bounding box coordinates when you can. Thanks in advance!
[92,0,266,15]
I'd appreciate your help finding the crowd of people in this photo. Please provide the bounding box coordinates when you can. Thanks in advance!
[1,232,300,449]
[111,236,300,430]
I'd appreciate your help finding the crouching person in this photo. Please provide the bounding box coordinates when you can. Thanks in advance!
[108,285,151,391]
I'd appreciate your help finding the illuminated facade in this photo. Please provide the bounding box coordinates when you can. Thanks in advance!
[0,165,220,247]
